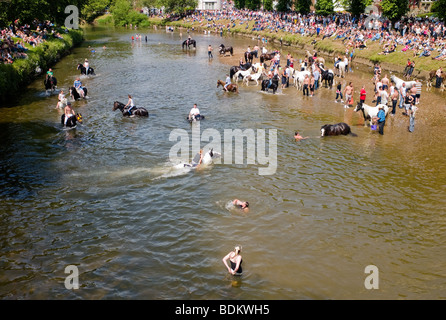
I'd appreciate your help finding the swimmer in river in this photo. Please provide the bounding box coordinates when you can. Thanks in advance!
[294,131,309,141]
[232,199,249,212]
[222,245,243,275]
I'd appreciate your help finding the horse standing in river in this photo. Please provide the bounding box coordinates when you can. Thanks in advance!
[77,63,95,75]
[182,39,196,50]
[61,113,83,128]
[218,44,233,56]
[44,75,57,94]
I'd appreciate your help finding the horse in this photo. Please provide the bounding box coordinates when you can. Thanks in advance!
[244,51,257,64]
[187,114,205,123]
[320,122,356,136]
[70,86,88,101]
[44,75,57,93]
[182,39,196,49]
[334,60,346,78]
[354,102,390,127]
[293,70,311,90]
[175,148,221,170]
[261,76,279,94]
[113,101,149,117]
[217,80,239,93]
[77,63,95,75]
[61,113,83,128]
[233,67,254,82]
[319,66,334,88]
[390,75,416,90]
[218,44,233,56]
[260,51,278,64]
[229,62,252,79]
[243,71,264,86]
[306,50,325,66]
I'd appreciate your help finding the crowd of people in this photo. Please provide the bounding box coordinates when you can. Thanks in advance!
[172,4,446,62]
[1,19,64,64]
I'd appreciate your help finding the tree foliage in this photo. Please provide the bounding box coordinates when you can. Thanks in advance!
[294,0,312,14]
[158,0,197,13]
[315,0,334,16]
[432,0,446,22]
[276,0,292,12]
[380,0,409,22]
[345,0,372,18]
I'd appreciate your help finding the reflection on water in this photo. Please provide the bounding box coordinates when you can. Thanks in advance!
[0,26,445,300]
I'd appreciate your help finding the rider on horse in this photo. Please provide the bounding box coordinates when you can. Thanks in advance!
[124,94,135,115]
[74,77,84,98]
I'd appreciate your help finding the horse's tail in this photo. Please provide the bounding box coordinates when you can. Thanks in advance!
[349,132,358,137]
[260,56,264,63]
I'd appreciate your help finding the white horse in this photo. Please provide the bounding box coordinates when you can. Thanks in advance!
[334,59,346,78]
[233,67,253,82]
[354,102,390,127]
[293,70,311,90]
[243,71,264,86]
[391,75,416,90]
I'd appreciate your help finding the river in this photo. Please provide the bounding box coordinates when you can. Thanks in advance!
[0,26,445,300]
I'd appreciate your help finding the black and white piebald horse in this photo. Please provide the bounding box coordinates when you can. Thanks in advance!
[77,63,95,75]
[113,101,149,117]
[261,75,280,94]
[70,86,88,101]
[319,65,334,89]
[61,113,83,128]
[320,122,357,136]
[219,44,233,56]
[182,39,196,49]
[44,75,57,93]
[230,62,252,79]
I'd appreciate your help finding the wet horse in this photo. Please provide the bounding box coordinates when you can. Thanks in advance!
[70,86,88,101]
[217,80,239,93]
[182,39,196,49]
[113,101,149,117]
[261,75,280,94]
[244,51,258,64]
[77,63,95,75]
[44,75,57,93]
[61,113,83,128]
[320,123,356,136]
[260,52,278,64]
[218,44,233,56]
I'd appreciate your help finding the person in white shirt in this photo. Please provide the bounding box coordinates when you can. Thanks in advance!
[188,103,200,120]
[124,94,135,115]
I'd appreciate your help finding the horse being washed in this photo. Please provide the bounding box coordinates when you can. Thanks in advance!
[320,122,357,136]
[77,63,95,75]
[113,101,149,117]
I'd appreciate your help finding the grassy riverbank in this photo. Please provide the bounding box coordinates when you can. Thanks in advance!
[144,16,445,79]
[0,29,84,105]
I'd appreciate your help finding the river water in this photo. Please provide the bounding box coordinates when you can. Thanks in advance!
[0,26,445,300]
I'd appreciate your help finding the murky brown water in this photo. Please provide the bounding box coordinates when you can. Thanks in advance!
[0,26,445,300]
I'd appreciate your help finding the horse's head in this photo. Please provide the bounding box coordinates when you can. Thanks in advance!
[113,101,123,111]
[76,113,83,124]
[217,80,223,88]
[354,102,363,112]
[320,125,328,137]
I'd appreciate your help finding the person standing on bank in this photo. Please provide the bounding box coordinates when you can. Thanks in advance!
[222,245,243,275]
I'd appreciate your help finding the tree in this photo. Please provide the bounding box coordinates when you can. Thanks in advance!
[245,0,261,10]
[158,0,197,13]
[432,0,446,22]
[234,0,246,9]
[82,0,112,23]
[276,0,292,12]
[264,0,273,11]
[345,0,372,18]
[380,0,409,22]
[111,0,131,26]
[294,0,312,14]
[315,0,334,16]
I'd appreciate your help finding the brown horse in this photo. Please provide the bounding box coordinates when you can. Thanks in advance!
[217,80,239,93]
[260,53,276,64]
[428,69,445,81]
